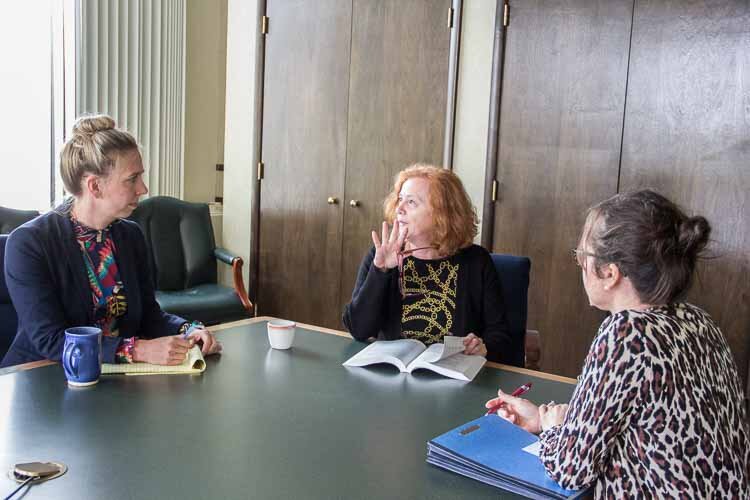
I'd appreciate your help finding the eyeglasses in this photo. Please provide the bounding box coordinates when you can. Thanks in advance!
[398,246,435,299]
[571,248,598,269]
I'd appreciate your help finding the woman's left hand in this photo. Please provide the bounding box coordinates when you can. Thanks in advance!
[187,328,223,356]
[539,402,568,431]
[463,333,487,356]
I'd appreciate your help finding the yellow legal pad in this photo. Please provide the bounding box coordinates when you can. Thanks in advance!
[102,345,206,376]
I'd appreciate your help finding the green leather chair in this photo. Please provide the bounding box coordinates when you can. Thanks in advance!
[0,206,40,234]
[130,196,252,325]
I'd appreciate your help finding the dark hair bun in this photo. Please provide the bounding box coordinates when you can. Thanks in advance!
[72,115,117,137]
[678,216,711,258]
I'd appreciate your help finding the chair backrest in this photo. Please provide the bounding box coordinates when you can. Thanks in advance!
[0,206,39,234]
[0,234,18,359]
[129,196,217,291]
[490,253,531,367]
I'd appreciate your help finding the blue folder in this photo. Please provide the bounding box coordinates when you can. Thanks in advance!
[427,415,589,499]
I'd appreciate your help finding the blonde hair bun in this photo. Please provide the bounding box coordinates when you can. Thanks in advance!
[60,114,139,196]
[72,115,117,137]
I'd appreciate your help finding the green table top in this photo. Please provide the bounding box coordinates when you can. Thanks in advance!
[0,320,576,499]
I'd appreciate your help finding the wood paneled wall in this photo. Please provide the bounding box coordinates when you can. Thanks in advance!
[258,0,353,328]
[338,0,450,315]
[488,0,750,386]
[257,0,451,329]
[490,0,634,378]
[620,0,750,386]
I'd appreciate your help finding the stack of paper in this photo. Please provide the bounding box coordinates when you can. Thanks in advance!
[102,345,206,376]
[427,415,589,499]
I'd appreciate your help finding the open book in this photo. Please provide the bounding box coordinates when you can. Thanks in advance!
[343,337,485,381]
[102,345,206,376]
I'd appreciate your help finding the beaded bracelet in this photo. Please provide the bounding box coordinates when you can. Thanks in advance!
[115,337,138,364]
[179,320,204,337]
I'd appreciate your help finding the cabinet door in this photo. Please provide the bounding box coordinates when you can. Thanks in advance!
[338,0,451,320]
[620,0,750,386]
[258,0,352,327]
[491,0,633,376]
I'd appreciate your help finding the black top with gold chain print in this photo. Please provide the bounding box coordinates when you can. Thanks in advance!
[400,257,459,345]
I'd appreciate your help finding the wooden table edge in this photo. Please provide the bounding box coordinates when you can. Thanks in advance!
[1,317,577,385]
[214,316,577,385]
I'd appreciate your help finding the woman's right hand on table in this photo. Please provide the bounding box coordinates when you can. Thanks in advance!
[132,336,193,365]
[371,220,407,270]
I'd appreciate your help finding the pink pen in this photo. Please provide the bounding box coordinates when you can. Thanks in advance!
[485,382,533,415]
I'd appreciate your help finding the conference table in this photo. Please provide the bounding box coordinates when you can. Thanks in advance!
[0,317,577,499]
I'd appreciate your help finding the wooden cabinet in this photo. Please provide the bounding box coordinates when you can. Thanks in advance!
[256,0,452,329]
[489,0,633,379]
[619,0,750,388]
[486,0,750,385]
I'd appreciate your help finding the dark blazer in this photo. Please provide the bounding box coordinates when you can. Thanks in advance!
[1,206,185,367]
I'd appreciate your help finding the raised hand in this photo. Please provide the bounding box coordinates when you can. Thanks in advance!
[371,220,408,270]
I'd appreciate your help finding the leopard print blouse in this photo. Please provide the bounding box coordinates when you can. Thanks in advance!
[539,303,749,499]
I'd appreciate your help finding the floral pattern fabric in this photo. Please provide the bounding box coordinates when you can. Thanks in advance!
[72,215,134,363]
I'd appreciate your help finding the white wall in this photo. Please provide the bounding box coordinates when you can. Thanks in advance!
[184,0,228,205]
[221,0,260,288]
[452,0,497,241]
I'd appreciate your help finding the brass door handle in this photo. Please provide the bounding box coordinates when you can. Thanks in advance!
[349,200,360,207]
[327,197,338,205]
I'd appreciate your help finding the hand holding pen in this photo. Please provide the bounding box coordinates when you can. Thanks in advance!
[485,382,532,415]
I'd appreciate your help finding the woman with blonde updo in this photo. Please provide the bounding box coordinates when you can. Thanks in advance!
[1,115,221,368]
[343,164,519,365]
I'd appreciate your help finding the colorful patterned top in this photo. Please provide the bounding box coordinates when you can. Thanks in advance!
[72,214,136,363]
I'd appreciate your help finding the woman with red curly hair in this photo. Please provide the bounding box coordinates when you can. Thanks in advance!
[343,164,521,365]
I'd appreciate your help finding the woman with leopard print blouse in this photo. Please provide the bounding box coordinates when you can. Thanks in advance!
[486,190,749,498]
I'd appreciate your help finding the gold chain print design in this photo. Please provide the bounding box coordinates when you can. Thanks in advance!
[401,259,458,344]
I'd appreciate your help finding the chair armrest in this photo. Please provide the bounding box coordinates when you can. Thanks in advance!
[213,248,253,312]
[524,329,541,371]
[214,247,239,266]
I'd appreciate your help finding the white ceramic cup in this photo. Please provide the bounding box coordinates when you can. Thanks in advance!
[267,320,296,349]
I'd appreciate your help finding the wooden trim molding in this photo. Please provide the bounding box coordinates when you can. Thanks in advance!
[1,317,573,385]
[212,316,575,384]
[443,0,462,169]
[248,0,267,311]
[0,359,55,376]
[485,361,577,384]
[480,0,509,248]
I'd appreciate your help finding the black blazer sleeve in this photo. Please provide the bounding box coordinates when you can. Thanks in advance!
[342,247,397,341]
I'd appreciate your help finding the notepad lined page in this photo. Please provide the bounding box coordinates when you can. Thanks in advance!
[102,346,206,375]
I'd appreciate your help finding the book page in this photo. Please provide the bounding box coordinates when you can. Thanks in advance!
[417,336,465,363]
[408,352,485,381]
[342,339,425,372]
[102,346,206,376]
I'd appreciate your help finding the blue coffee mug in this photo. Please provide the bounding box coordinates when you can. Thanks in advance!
[62,327,102,386]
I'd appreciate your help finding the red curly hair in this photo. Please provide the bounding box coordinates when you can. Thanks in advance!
[383,164,478,256]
